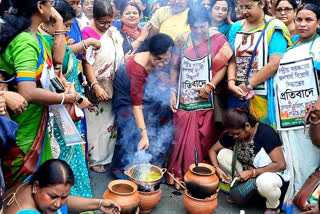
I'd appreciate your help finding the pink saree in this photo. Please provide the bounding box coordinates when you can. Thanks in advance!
[167,31,233,182]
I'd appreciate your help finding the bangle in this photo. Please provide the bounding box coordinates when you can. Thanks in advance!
[171,88,177,93]
[98,199,103,211]
[213,165,220,169]
[54,32,66,36]
[207,82,216,90]
[91,81,99,88]
[82,40,88,51]
[227,78,237,82]
[204,86,211,94]
[251,168,256,177]
[60,93,65,105]
[54,29,67,32]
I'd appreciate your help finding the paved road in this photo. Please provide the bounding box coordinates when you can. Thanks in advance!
[90,165,265,214]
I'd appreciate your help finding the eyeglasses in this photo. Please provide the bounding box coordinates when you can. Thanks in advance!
[97,21,113,27]
[236,1,260,11]
[227,129,244,139]
[153,56,171,64]
[276,7,293,14]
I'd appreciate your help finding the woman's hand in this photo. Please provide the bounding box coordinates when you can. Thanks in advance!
[139,22,151,40]
[137,134,149,151]
[216,167,231,184]
[237,170,253,181]
[0,92,7,115]
[77,96,91,109]
[86,38,101,50]
[50,7,63,26]
[94,84,109,101]
[228,84,247,100]
[100,199,121,214]
[302,204,320,214]
[170,92,177,113]
[3,91,28,115]
[194,87,210,101]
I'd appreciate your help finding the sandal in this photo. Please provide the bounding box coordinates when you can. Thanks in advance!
[91,165,106,173]
[264,208,280,214]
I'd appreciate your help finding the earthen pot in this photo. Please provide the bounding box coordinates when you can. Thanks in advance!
[184,163,219,199]
[183,190,218,214]
[103,179,140,214]
[138,185,162,213]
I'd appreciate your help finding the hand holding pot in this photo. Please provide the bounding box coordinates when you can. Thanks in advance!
[100,199,121,214]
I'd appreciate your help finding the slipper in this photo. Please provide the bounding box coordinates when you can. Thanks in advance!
[91,165,106,173]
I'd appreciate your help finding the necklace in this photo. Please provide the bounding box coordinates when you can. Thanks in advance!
[40,25,53,36]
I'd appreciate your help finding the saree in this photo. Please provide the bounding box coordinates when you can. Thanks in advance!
[43,35,93,198]
[120,23,142,54]
[0,32,53,188]
[150,6,190,40]
[277,36,320,214]
[167,30,233,181]
[110,63,174,177]
[85,27,124,168]
[227,18,292,129]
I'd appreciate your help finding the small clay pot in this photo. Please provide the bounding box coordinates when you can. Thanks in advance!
[184,163,219,198]
[138,185,162,213]
[183,190,218,214]
[103,179,140,214]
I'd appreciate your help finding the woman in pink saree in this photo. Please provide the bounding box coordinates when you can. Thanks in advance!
[168,5,233,189]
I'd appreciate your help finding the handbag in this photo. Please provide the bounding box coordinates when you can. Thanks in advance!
[64,104,84,122]
[84,84,99,104]
[293,168,320,211]
[229,142,258,205]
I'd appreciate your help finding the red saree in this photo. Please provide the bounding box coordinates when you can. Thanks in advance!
[167,31,233,182]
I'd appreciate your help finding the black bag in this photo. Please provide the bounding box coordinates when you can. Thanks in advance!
[84,85,99,104]
[229,142,258,205]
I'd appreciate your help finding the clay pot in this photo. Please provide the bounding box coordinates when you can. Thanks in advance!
[124,164,166,189]
[103,179,140,214]
[183,190,218,214]
[138,185,162,213]
[184,163,219,199]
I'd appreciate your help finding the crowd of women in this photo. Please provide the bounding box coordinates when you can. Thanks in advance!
[1,0,320,213]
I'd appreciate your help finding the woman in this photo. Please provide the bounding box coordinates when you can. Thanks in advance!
[2,159,120,214]
[39,0,93,198]
[78,0,94,28]
[83,0,124,173]
[275,4,320,213]
[227,0,291,129]
[210,0,232,37]
[82,0,113,40]
[168,6,233,189]
[0,0,81,188]
[275,0,298,38]
[110,33,174,178]
[129,0,152,27]
[208,107,289,214]
[119,2,150,56]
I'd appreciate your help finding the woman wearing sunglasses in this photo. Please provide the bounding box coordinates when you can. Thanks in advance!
[275,0,298,38]
[227,0,291,129]
[209,107,288,214]
[82,0,124,174]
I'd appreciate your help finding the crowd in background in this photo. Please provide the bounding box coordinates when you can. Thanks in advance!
[0,0,320,213]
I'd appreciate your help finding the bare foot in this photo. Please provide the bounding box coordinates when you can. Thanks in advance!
[91,165,106,173]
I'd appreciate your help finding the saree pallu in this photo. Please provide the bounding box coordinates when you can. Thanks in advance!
[2,35,53,188]
[167,32,233,181]
[227,19,292,129]
[110,65,174,176]
[53,44,92,198]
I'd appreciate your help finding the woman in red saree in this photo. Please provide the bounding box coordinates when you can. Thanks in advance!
[168,5,233,189]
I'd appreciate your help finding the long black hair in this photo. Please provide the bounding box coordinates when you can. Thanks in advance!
[53,0,76,22]
[223,106,258,130]
[30,159,74,188]
[136,33,174,55]
[93,0,113,20]
[0,0,47,54]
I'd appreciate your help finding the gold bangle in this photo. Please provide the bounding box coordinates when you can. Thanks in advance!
[98,199,103,211]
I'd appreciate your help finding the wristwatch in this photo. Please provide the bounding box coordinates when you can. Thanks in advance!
[76,96,84,104]
[245,80,254,90]
[138,128,147,133]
